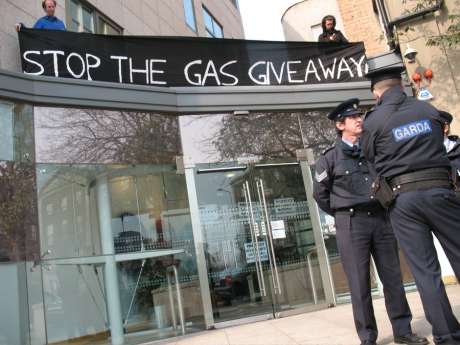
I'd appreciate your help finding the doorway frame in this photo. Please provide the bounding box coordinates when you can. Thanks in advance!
[184,158,336,329]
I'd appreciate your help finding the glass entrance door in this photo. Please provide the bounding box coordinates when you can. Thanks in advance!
[250,163,326,316]
[194,162,329,324]
[195,166,275,323]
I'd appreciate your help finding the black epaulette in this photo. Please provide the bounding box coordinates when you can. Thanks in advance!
[322,145,335,155]
[364,107,375,120]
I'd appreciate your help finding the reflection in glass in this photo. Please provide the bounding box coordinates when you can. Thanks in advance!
[0,262,33,345]
[253,165,326,312]
[0,100,40,345]
[0,161,39,262]
[35,107,182,164]
[36,164,104,259]
[196,167,275,322]
[0,102,14,161]
[195,163,326,322]
[0,101,35,162]
[36,163,203,344]
[180,110,335,165]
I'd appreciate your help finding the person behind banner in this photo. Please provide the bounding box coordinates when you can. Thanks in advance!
[15,0,66,32]
[362,65,460,345]
[318,15,348,43]
[313,99,427,345]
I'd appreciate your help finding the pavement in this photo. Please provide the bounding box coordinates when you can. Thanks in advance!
[157,285,460,345]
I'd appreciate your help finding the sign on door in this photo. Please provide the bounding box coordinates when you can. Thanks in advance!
[244,241,269,263]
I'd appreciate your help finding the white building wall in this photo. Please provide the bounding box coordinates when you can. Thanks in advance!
[281,0,345,42]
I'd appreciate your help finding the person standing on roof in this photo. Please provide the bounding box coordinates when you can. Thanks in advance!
[318,15,348,43]
[15,0,66,32]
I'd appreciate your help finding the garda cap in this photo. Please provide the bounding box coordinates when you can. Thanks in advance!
[439,110,453,124]
[365,52,406,90]
[327,98,362,121]
[365,65,405,91]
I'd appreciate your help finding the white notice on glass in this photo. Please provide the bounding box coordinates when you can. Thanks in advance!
[271,220,286,239]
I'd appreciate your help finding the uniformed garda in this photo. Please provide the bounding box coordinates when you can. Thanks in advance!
[315,98,378,213]
[361,68,460,345]
[313,98,414,345]
[447,135,460,173]
[314,141,376,214]
[439,111,460,173]
[361,86,450,178]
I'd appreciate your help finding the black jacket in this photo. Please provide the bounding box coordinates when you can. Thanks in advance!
[318,30,348,43]
[318,16,348,43]
[447,135,460,172]
[313,139,379,215]
[362,86,450,178]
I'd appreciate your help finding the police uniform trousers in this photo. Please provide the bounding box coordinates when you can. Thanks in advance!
[390,188,460,344]
[335,210,412,343]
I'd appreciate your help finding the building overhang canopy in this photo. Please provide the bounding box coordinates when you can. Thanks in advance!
[3,30,406,113]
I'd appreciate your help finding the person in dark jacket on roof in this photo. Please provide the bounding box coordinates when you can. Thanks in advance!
[318,15,348,43]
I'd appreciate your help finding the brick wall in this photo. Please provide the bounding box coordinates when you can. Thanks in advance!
[336,0,387,56]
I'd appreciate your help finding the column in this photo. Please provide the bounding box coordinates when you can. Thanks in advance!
[184,164,215,328]
[298,149,337,306]
[96,176,124,345]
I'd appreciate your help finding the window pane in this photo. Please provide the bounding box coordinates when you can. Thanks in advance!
[82,6,94,33]
[179,110,335,164]
[0,102,14,161]
[0,161,39,262]
[213,21,223,38]
[0,102,34,163]
[69,0,79,22]
[105,22,120,35]
[70,19,79,32]
[34,107,182,164]
[183,0,196,31]
[69,0,80,32]
[36,163,205,342]
[203,8,213,32]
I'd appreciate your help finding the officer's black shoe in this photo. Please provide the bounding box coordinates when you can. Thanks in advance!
[360,341,377,345]
[394,333,429,345]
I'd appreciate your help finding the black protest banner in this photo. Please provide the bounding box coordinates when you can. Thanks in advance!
[19,29,367,87]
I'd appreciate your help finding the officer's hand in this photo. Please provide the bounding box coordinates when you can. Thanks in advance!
[330,33,336,40]
[15,23,22,32]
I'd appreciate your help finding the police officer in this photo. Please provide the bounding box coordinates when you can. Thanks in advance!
[313,99,427,345]
[362,65,460,345]
[439,111,460,174]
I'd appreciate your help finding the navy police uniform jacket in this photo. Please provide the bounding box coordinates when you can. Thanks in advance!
[447,135,460,172]
[313,139,379,215]
[361,85,450,178]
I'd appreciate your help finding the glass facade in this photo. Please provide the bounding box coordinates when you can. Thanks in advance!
[180,111,335,323]
[0,104,205,345]
[0,100,416,345]
[0,100,43,345]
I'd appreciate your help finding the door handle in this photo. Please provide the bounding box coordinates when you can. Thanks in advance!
[243,181,267,297]
[255,179,277,295]
[257,178,282,295]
